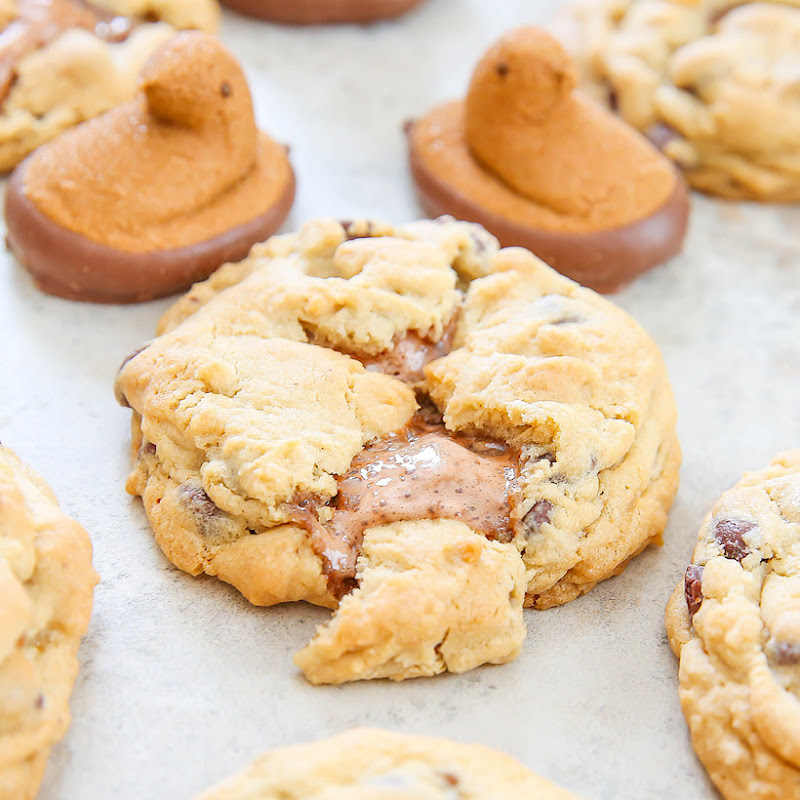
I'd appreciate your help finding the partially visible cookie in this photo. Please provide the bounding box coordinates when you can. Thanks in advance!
[666,451,800,800]
[193,729,581,799]
[0,444,97,800]
[0,0,219,171]
[554,1,800,201]
[116,217,679,682]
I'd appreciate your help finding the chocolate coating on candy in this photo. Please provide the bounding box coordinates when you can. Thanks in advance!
[4,31,295,303]
[407,145,689,293]
[220,0,426,24]
[5,154,295,303]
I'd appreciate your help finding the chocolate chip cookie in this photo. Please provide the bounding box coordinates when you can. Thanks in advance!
[554,1,800,201]
[193,729,581,799]
[666,451,800,800]
[0,444,97,799]
[0,0,219,171]
[115,217,680,683]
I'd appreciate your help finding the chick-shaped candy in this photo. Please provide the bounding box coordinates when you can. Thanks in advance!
[5,31,295,303]
[407,27,689,292]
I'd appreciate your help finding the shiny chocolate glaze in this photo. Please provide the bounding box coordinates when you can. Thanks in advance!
[293,415,519,598]
[349,319,457,385]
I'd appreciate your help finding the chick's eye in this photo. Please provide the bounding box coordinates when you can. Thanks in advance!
[495,62,509,77]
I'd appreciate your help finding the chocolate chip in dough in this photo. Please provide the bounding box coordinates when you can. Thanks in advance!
[684,565,704,617]
[523,499,553,535]
[178,484,221,521]
[713,519,755,561]
[768,640,800,666]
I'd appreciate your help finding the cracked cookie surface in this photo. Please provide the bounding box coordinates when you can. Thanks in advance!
[0,0,219,171]
[116,217,679,682]
[554,0,800,200]
[666,451,800,800]
[0,444,97,800]
[192,728,581,799]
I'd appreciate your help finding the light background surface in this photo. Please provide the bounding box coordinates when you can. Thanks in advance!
[2,1,799,797]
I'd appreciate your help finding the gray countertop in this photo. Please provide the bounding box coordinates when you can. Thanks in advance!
[2,1,799,798]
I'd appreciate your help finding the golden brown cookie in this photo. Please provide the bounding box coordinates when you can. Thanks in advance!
[5,30,294,303]
[114,217,680,683]
[406,26,689,293]
[666,452,800,800]
[0,444,97,800]
[220,0,426,24]
[193,729,582,799]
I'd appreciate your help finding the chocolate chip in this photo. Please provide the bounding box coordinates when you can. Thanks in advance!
[709,6,734,25]
[34,693,45,710]
[495,62,509,78]
[117,343,148,366]
[713,519,755,562]
[440,771,460,787]
[684,565,704,617]
[114,342,152,407]
[469,229,487,253]
[646,122,678,151]
[178,484,219,520]
[768,641,800,665]
[220,81,232,98]
[341,220,374,240]
[523,500,553,535]
[415,393,445,426]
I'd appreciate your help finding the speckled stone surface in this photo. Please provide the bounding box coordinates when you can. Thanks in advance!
[1,2,799,798]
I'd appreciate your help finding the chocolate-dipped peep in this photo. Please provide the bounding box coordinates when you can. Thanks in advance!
[220,0,426,24]
[406,27,689,292]
[5,31,295,303]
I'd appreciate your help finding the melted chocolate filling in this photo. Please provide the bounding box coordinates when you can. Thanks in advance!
[342,317,457,386]
[0,0,137,108]
[289,314,527,598]
[356,332,453,385]
[293,415,519,599]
